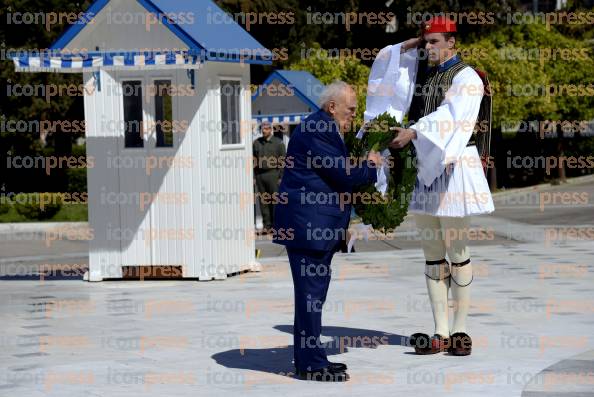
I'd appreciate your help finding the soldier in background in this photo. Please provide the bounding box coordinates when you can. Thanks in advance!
[253,121,286,235]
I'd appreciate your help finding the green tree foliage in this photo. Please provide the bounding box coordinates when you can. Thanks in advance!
[1,0,89,192]
[461,23,594,130]
[288,43,370,124]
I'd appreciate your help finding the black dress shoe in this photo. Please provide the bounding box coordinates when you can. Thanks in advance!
[410,333,450,354]
[328,362,347,372]
[297,366,349,382]
[295,362,347,372]
[448,332,472,356]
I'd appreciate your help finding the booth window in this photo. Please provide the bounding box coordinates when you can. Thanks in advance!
[123,80,143,148]
[155,80,173,147]
[220,80,241,145]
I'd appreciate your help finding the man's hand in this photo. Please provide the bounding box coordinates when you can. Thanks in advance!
[389,127,417,149]
[401,37,422,53]
[367,150,383,167]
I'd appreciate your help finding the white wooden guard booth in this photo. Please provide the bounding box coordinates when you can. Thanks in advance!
[12,0,272,281]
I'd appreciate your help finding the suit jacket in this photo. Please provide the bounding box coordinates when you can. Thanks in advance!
[273,109,377,252]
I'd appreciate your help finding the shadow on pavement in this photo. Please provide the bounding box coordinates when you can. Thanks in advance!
[211,325,409,380]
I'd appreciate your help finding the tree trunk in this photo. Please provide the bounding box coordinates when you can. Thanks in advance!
[557,139,566,182]
[489,163,497,191]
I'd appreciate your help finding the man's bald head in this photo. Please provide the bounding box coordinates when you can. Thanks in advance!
[319,81,357,134]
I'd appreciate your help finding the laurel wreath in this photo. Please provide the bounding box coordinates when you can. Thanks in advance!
[346,112,418,232]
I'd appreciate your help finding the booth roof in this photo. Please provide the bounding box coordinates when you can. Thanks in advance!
[17,0,272,69]
[252,70,325,111]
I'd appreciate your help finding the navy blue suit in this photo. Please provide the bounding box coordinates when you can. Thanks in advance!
[273,109,377,371]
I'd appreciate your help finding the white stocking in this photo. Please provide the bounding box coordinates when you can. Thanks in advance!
[450,259,473,334]
[425,261,450,338]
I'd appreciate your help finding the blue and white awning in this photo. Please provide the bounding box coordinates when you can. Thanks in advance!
[253,113,310,125]
[12,51,203,73]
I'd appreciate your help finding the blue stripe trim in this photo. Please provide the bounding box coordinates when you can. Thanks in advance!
[10,50,200,58]
[253,113,309,120]
[13,53,202,69]
[11,49,205,70]
[124,53,135,65]
[9,49,205,59]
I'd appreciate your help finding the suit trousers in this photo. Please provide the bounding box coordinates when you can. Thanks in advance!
[286,245,337,372]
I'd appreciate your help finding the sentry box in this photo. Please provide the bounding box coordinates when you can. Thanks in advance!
[11,0,270,281]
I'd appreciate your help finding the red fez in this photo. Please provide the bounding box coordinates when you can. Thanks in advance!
[423,16,457,34]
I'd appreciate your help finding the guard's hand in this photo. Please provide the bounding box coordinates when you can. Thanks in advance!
[401,37,422,53]
[389,127,417,149]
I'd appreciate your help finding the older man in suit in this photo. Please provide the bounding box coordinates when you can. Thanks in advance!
[273,81,381,382]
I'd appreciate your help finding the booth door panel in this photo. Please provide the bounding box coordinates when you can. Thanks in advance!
[116,75,184,272]
[117,78,153,268]
[144,76,185,273]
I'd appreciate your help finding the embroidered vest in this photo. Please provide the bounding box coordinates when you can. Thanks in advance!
[409,57,468,122]
[408,56,492,174]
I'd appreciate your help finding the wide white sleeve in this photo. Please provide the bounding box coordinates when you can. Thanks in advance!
[409,67,484,187]
[363,43,418,125]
